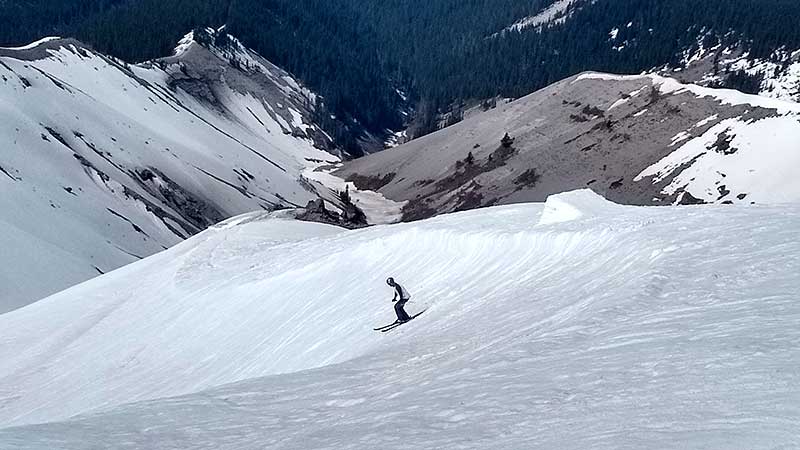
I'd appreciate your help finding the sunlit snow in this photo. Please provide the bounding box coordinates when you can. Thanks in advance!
[0,36,60,51]
[0,190,798,449]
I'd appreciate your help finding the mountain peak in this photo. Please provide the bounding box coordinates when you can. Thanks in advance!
[171,27,251,64]
[172,30,197,57]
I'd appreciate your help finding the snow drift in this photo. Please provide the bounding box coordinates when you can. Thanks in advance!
[0,191,798,449]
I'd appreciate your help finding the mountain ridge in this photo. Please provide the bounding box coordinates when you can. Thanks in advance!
[0,29,343,312]
[338,71,800,220]
[5,1,800,148]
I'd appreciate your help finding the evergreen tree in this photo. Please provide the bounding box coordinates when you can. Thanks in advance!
[4,0,800,149]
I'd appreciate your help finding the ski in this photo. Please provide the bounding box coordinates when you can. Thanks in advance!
[380,323,404,333]
[374,310,427,332]
[373,322,400,331]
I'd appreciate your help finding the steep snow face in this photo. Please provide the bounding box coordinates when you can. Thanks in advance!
[172,31,195,57]
[0,33,338,312]
[0,191,798,448]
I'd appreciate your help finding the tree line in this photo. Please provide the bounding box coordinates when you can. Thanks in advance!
[3,0,800,151]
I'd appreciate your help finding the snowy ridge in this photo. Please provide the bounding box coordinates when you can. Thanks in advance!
[172,31,195,57]
[0,190,798,448]
[665,40,800,104]
[0,34,338,312]
[0,36,60,51]
[576,72,800,113]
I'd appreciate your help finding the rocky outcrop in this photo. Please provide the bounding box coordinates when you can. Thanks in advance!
[296,197,368,229]
[338,72,799,220]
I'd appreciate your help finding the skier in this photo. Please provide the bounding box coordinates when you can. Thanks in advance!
[386,277,411,323]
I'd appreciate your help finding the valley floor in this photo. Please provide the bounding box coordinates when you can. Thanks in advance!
[0,191,798,449]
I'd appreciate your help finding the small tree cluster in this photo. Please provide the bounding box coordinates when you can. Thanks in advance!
[501,133,514,148]
[465,151,475,165]
[339,186,352,205]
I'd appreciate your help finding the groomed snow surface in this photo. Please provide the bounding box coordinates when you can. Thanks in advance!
[1,190,799,449]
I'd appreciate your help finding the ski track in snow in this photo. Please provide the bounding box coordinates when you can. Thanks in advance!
[0,190,798,449]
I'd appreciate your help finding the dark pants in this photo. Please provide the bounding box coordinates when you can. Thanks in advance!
[394,299,411,322]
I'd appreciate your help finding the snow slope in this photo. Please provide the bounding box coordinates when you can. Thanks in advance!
[0,31,338,312]
[491,0,584,37]
[507,0,580,32]
[0,190,798,448]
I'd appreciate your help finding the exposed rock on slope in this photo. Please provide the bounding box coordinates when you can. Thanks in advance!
[337,72,800,220]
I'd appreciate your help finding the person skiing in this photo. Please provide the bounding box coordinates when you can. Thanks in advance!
[386,277,411,323]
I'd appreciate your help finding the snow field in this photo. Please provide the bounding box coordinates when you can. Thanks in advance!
[0,191,798,449]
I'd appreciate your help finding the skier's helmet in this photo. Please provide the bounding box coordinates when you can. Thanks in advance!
[386,277,395,286]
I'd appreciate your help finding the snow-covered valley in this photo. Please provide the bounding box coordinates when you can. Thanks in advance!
[0,190,797,448]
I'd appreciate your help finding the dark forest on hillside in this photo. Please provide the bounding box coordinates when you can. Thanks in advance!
[3,0,800,148]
